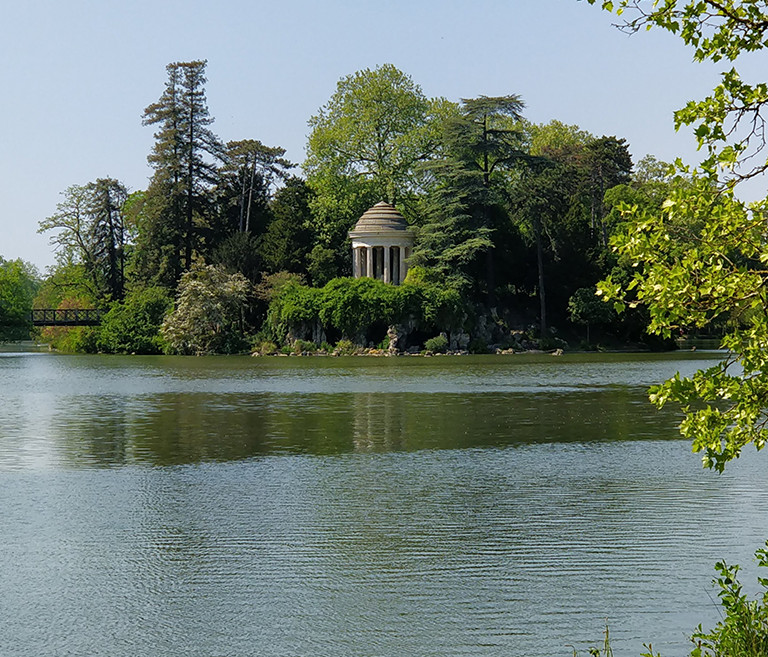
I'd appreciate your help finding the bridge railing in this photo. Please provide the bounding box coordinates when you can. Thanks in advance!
[30,309,104,326]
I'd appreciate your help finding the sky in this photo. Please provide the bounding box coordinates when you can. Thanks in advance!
[1,0,762,272]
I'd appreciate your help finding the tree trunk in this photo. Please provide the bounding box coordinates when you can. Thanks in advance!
[536,218,547,336]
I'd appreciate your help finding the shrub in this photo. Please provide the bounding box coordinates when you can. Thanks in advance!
[686,544,768,657]
[162,265,251,355]
[39,296,99,352]
[52,326,99,353]
[98,287,172,354]
[263,278,321,341]
[424,334,448,353]
[264,274,469,347]
[333,338,358,355]
[292,339,317,354]
[318,277,415,339]
[252,339,278,355]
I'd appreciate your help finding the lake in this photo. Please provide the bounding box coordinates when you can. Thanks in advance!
[1,351,766,657]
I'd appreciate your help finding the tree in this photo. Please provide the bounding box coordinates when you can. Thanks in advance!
[590,0,768,471]
[306,64,441,204]
[505,121,594,334]
[210,232,262,284]
[97,287,172,354]
[568,286,615,344]
[591,0,768,183]
[87,178,128,300]
[509,158,579,334]
[413,95,527,301]
[217,139,293,235]
[586,5,768,647]
[135,60,223,287]
[0,257,39,340]
[258,177,314,276]
[584,136,633,248]
[305,65,445,268]
[38,179,128,301]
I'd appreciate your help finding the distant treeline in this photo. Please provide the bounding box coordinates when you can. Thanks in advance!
[1,61,694,353]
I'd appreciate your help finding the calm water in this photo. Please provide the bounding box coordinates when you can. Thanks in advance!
[1,351,766,657]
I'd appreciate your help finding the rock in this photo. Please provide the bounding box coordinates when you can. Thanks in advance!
[387,324,401,355]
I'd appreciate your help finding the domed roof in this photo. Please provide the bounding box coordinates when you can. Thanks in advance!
[349,201,412,235]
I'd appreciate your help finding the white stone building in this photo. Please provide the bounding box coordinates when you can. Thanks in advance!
[348,201,415,285]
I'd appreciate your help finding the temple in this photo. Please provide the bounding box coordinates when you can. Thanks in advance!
[348,201,415,285]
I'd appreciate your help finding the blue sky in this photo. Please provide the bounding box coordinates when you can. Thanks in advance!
[0,0,745,271]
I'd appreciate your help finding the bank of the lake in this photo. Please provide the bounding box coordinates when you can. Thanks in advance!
[1,351,765,657]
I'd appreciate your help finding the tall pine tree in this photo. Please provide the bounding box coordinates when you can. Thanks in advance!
[134,60,223,288]
[414,95,527,301]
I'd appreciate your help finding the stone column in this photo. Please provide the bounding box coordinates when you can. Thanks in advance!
[391,247,399,285]
[366,246,373,278]
[352,247,359,278]
[399,246,407,284]
[383,245,391,283]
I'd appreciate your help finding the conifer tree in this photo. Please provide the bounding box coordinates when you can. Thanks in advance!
[134,60,223,288]
[38,179,128,301]
[88,178,128,300]
[414,95,527,301]
[220,139,293,235]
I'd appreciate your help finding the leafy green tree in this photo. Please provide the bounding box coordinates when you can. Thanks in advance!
[305,65,446,268]
[38,179,128,301]
[306,245,338,287]
[258,177,314,276]
[568,286,615,344]
[592,0,768,181]
[508,121,634,335]
[33,262,96,310]
[591,0,768,471]
[526,119,593,163]
[0,257,40,340]
[509,158,578,334]
[588,11,768,645]
[134,60,223,288]
[306,64,442,204]
[161,264,251,355]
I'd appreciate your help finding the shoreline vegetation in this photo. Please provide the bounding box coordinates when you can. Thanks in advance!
[7,0,768,651]
[1,59,696,357]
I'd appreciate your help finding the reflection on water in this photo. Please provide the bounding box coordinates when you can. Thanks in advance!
[1,351,766,657]
[1,388,680,467]
[1,352,713,468]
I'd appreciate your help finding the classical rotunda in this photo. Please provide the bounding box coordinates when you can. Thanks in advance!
[348,201,415,285]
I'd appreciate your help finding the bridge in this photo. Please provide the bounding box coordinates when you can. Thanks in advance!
[30,309,104,327]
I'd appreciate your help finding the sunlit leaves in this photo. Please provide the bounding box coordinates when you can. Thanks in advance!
[588,1,768,180]
[599,176,768,469]
[0,258,39,340]
[305,64,445,204]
